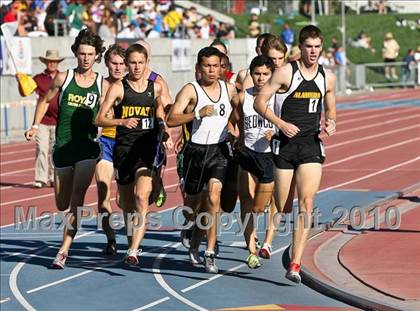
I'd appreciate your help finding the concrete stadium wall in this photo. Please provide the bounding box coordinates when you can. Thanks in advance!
[0,36,251,142]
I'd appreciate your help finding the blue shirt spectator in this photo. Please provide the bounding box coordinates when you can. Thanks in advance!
[281,23,294,50]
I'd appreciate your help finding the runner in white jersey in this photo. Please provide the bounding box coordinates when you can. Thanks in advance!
[254,25,337,284]
[232,55,276,268]
[167,47,237,274]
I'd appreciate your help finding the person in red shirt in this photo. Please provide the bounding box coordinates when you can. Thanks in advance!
[3,2,20,23]
[31,50,64,188]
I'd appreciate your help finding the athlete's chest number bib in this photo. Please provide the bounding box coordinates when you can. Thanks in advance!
[83,92,98,109]
[308,98,319,113]
[141,118,154,129]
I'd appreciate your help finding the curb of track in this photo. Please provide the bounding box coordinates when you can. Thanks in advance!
[285,189,413,311]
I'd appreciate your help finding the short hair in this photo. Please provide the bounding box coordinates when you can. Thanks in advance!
[104,44,125,64]
[250,55,275,73]
[197,46,223,65]
[210,38,227,54]
[256,33,274,49]
[125,43,148,61]
[71,29,105,63]
[261,36,287,56]
[299,25,324,45]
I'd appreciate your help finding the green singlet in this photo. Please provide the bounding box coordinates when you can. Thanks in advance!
[53,69,102,168]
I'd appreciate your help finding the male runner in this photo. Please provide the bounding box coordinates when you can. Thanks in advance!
[254,25,337,283]
[25,29,106,269]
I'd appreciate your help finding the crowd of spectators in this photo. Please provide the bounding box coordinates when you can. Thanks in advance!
[0,0,236,40]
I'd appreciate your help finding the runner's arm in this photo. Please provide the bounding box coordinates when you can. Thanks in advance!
[24,72,65,141]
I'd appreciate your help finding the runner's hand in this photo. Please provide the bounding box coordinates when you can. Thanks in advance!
[264,130,274,141]
[279,122,300,138]
[324,119,336,136]
[121,118,139,129]
[199,105,214,118]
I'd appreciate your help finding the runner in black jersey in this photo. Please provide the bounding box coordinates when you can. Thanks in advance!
[254,25,337,284]
[96,44,168,267]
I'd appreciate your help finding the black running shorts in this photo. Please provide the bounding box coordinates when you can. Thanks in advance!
[182,141,232,195]
[236,147,274,183]
[271,134,325,170]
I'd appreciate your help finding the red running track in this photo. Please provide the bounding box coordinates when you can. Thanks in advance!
[1,89,419,226]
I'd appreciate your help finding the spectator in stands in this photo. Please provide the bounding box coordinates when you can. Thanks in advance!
[349,31,375,53]
[31,49,64,188]
[66,0,85,37]
[248,13,260,38]
[382,32,400,80]
[280,23,294,51]
[318,50,336,68]
[3,1,20,23]
[98,13,116,38]
[117,21,142,39]
[163,4,182,36]
[44,0,66,36]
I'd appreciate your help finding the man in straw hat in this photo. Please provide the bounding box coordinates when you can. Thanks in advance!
[382,32,400,80]
[31,49,64,188]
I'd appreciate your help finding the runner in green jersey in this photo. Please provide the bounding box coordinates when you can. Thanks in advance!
[25,29,106,269]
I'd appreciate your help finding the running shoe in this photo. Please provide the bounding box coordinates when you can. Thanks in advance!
[180,227,192,249]
[189,249,202,266]
[51,251,68,269]
[258,243,272,259]
[155,187,167,208]
[33,181,46,189]
[285,262,301,284]
[204,251,218,274]
[124,249,141,266]
[102,240,117,256]
[246,253,261,269]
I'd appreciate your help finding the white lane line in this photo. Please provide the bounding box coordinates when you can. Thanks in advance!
[18,205,181,295]
[131,297,171,311]
[338,106,419,126]
[0,142,30,150]
[322,157,420,192]
[26,241,176,295]
[324,137,420,167]
[1,149,33,156]
[326,124,420,150]
[0,181,179,207]
[336,105,413,119]
[0,182,33,191]
[333,113,420,136]
[1,168,33,177]
[182,245,288,293]
[1,157,33,165]
[135,243,288,310]
[9,231,95,311]
[152,242,207,311]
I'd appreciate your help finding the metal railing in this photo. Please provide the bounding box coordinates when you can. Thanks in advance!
[327,62,419,94]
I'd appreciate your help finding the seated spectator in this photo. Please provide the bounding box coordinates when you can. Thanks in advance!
[248,13,260,38]
[349,31,375,53]
[117,21,142,39]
